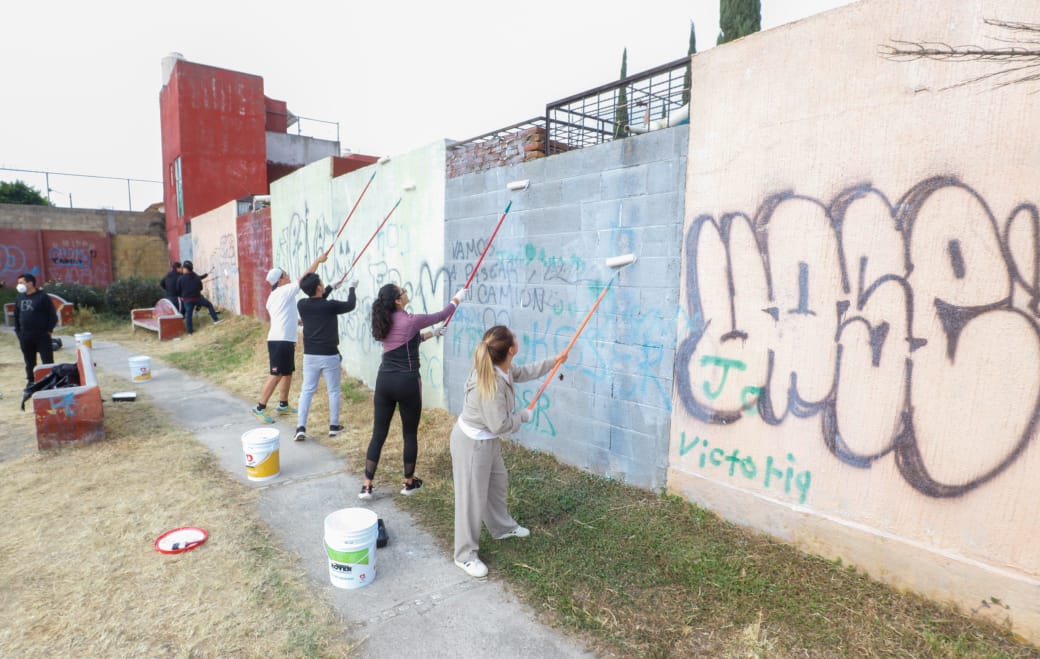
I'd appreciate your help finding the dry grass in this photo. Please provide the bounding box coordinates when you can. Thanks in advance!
[0,331,354,657]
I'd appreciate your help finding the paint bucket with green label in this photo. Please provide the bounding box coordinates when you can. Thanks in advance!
[324,507,378,589]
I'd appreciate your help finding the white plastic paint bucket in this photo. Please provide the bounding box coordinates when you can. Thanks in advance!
[74,332,93,349]
[241,427,280,482]
[324,507,378,589]
[129,355,151,382]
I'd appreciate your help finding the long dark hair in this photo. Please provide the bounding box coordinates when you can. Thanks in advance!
[371,283,401,340]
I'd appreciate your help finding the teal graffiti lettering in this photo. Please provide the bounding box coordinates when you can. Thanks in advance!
[684,435,811,504]
[699,355,746,400]
[740,386,762,417]
[679,432,700,456]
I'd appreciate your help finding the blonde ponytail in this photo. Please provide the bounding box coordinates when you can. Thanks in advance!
[473,325,514,400]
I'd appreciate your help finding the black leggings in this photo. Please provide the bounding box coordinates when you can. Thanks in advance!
[365,370,423,481]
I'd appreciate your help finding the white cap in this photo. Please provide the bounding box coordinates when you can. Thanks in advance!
[266,268,283,288]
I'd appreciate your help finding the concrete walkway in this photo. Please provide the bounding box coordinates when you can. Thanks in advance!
[73,336,594,658]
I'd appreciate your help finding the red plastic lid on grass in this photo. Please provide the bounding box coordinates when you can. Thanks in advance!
[154,527,208,554]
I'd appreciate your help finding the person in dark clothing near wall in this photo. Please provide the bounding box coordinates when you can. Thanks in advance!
[294,272,357,442]
[175,260,221,334]
[159,261,182,312]
[14,273,58,386]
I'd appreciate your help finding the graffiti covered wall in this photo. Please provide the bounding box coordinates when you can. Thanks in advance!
[670,0,1040,639]
[444,127,687,489]
[189,201,240,313]
[271,144,449,407]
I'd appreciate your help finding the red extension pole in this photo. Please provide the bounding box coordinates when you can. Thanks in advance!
[325,168,378,257]
[333,197,402,288]
[441,199,513,328]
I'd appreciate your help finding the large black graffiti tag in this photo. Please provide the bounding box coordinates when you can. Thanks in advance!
[676,176,1040,498]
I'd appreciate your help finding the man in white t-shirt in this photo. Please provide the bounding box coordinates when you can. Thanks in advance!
[251,252,328,423]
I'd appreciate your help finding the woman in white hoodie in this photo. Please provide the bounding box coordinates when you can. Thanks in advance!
[450,325,566,578]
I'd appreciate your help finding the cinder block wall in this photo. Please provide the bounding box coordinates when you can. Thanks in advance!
[444,127,687,490]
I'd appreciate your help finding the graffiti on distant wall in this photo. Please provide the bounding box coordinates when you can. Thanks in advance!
[207,232,240,312]
[44,235,109,286]
[0,243,29,280]
[676,176,1040,498]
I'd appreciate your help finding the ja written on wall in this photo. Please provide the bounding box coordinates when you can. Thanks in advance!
[671,0,1040,640]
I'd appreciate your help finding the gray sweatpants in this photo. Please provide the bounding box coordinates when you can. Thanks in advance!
[450,424,520,563]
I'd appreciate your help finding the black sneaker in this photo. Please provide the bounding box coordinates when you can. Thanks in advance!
[400,478,424,496]
[294,426,307,442]
[329,424,344,436]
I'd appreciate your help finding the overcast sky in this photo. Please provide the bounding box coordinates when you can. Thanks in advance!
[0,0,856,210]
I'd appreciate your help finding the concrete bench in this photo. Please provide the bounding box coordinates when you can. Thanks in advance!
[33,343,105,450]
[131,298,185,341]
[50,293,74,327]
[4,293,74,327]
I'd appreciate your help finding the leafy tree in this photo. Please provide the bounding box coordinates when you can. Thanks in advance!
[614,48,629,139]
[717,0,761,45]
[683,21,697,106]
[0,180,52,206]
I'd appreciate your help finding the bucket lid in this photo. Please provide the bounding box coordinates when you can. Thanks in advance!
[242,427,280,442]
[155,526,208,554]
[325,507,378,533]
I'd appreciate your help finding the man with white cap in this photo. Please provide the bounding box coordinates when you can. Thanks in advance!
[251,252,328,423]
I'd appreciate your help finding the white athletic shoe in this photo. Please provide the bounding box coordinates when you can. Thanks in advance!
[494,526,530,540]
[455,558,488,579]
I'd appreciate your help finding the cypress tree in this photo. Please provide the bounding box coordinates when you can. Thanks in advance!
[682,21,696,106]
[717,0,761,45]
[614,48,629,139]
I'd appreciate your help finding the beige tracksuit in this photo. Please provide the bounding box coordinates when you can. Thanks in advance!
[450,356,556,563]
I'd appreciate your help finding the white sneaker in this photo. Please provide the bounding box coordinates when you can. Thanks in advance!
[454,558,488,578]
[494,526,530,540]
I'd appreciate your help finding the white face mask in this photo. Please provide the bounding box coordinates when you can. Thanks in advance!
[16,283,27,294]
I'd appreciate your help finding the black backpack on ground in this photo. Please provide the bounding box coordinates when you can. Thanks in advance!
[21,363,81,411]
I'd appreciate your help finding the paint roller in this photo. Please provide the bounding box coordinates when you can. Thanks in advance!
[439,178,529,329]
[324,155,392,257]
[526,253,636,411]
[332,182,415,288]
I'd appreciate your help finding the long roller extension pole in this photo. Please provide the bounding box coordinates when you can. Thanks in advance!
[526,281,613,411]
[526,253,636,411]
[324,163,383,257]
[333,197,402,288]
[441,199,513,328]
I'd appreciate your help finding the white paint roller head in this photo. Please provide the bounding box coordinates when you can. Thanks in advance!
[377,156,391,164]
[506,179,529,191]
[605,253,637,268]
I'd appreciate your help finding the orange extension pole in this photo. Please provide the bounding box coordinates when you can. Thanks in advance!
[526,280,614,411]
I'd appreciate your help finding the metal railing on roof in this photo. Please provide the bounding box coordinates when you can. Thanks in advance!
[447,117,546,149]
[545,56,690,154]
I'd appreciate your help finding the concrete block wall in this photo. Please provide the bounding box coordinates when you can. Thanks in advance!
[444,126,687,490]
[271,143,450,408]
[189,201,241,314]
[671,0,1040,641]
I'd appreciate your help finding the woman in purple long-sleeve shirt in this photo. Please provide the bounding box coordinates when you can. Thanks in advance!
[359,283,465,498]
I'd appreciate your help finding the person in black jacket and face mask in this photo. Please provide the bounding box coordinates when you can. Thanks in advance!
[14,273,58,386]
